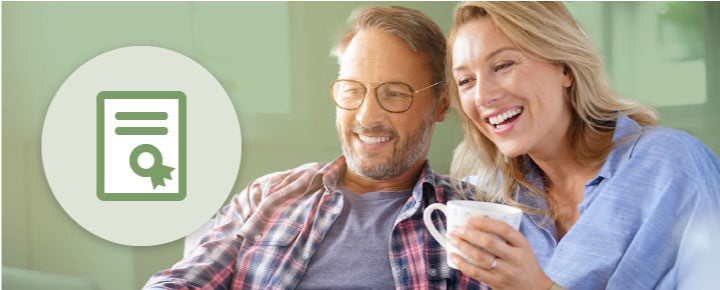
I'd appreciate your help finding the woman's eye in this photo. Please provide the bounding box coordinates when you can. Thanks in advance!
[457,78,472,87]
[494,61,515,72]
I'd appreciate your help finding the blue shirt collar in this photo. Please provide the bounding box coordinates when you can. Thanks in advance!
[596,115,647,181]
[518,115,650,207]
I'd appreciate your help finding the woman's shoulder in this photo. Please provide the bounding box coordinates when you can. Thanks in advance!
[631,126,713,162]
[594,125,719,223]
[611,117,692,163]
[610,124,720,190]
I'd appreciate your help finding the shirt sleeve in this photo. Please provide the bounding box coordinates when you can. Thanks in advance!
[142,236,242,290]
[676,145,720,289]
[142,163,324,289]
[676,193,720,289]
[142,178,266,289]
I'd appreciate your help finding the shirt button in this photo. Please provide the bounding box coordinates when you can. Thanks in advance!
[428,268,438,276]
[302,250,311,260]
[253,234,263,241]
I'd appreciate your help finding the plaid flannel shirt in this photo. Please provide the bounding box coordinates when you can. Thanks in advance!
[145,156,488,289]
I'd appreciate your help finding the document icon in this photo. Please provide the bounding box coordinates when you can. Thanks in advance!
[97,91,186,201]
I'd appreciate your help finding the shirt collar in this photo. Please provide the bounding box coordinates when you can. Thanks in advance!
[414,161,438,201]
[518,158,550,209]
[596,115,647,181]
[518,116,649,205]
[319,156,346,193]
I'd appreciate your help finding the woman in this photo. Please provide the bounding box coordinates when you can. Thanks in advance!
[447,2,720,289]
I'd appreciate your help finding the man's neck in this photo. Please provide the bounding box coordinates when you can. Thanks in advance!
[341,160,426,194]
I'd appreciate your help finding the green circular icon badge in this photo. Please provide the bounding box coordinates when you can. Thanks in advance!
[129,144,174,189]
[42,46,242,246]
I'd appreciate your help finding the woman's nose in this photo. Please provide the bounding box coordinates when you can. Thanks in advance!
[474,75,502,107]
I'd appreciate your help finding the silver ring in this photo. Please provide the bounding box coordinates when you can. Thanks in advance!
[489,258,497,270]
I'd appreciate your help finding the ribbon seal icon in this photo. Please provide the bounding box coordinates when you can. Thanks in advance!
[129,144,174,189]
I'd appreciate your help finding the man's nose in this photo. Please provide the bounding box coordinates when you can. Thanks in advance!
[355,90,386,127]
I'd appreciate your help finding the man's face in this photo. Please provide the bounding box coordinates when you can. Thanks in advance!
[336,29,447,180]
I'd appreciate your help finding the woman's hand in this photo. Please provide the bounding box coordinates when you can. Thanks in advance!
[448,216,554,290]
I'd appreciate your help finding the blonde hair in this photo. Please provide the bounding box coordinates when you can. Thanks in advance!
[332,6,447,99]
[447,2,659,213]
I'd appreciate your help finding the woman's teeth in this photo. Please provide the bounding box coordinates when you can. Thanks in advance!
[488,108,522,126]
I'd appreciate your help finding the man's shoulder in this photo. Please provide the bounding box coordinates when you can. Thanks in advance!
[252,161,330,191]
[257,162,328,179]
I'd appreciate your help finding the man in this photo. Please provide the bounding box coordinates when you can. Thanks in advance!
[145,6,486,289]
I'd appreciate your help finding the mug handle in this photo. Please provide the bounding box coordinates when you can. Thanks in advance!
[423,203,448,249]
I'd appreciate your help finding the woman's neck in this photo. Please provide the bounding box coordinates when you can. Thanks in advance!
[528,132,612,239]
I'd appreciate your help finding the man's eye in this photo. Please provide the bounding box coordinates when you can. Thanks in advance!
[386,91,408,97]
[343,89,362,96]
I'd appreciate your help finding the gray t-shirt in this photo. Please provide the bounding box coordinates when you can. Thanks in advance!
[297,185,412,290]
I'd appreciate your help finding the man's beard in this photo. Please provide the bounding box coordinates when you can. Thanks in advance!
[339,113,434,180]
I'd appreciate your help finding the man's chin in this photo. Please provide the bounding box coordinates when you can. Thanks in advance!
[353,147,384,159]
[346,157,405,180]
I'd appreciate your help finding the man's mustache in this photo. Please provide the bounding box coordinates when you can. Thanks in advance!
[350,122,398,138]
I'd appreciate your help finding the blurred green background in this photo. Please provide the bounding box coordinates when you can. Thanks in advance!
[2,2,718,289]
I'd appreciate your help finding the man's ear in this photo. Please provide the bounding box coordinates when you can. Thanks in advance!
[434,92,450,122]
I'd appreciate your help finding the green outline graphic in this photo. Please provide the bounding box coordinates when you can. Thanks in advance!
[97,91,187,201]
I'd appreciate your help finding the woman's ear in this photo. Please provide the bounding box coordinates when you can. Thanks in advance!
[562,64,573,88]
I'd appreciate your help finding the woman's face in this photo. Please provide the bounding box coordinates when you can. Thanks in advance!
[451,18,573,158]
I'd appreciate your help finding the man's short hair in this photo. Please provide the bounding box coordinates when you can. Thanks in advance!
[332,6,447,99]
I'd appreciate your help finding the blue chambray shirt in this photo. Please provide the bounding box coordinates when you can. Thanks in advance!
[517,116,720,289]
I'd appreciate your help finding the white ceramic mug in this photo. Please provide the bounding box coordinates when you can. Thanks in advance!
[423,200,523,269]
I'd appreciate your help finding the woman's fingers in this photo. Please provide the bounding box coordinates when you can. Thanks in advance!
[467,216,528,248]
[447,215,555,290]
[450,252,496,284]
[450,216,519,261]
[448,232,497,268]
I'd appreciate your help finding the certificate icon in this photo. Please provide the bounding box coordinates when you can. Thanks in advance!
[97,91,186,201]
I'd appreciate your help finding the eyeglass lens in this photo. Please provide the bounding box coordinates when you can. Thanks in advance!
[332,80,414,112]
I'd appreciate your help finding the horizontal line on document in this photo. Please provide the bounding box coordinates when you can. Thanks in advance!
[115,127,168,135]
[115,112,168,120]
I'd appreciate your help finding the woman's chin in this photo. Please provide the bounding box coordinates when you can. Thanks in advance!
[497,146,525,159]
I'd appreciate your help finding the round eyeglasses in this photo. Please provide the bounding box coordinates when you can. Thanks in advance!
[329,79,444,113]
